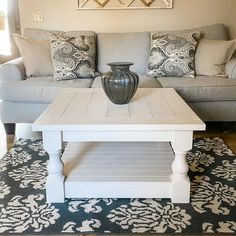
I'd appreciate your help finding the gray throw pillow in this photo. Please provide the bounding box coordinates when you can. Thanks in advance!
[50,33,96,80]
[147,31,201,78]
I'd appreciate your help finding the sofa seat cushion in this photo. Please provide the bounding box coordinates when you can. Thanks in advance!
[0,76,93,103]
[157,76,236,102]
[92,75,162,88]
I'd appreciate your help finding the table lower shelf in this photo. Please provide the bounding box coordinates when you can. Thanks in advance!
[62,141,175,199]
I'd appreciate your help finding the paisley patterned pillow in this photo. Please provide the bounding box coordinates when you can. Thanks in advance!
[147,31,201,78]
[50,33,96,80]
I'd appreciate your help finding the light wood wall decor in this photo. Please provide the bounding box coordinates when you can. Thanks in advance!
[78,0,173,9]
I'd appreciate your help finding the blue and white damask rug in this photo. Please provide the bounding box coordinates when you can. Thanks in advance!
[0,138,235,234]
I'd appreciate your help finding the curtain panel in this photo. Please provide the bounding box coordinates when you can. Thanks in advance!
[0,0,20,64]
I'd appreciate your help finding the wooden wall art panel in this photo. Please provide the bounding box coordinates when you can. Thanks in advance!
[78,0,173,9]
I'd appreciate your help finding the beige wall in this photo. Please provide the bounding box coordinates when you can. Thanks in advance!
[225,0,236,39]
[18,0,236,39]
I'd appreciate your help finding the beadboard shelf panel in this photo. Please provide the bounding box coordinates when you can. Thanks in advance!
[62,141,174,198]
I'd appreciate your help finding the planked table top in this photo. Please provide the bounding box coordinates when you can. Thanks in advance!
[32,88,205,131]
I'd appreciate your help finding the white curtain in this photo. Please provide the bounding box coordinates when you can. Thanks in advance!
[0,0,10,56]
[0,0,20,63]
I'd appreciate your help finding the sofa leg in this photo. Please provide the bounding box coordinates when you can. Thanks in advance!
[3,123,16,135]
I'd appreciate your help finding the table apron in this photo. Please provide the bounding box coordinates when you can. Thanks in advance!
[62,130,178,142]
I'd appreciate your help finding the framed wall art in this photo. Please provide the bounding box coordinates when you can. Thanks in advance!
[78,0,173,10]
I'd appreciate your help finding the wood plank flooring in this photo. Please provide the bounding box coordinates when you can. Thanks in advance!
[194,122,236,153]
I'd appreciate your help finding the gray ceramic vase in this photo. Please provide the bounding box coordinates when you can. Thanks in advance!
[101,62,139,104]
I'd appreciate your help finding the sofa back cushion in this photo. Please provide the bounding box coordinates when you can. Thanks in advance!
[24,28,96,40]
[191,23,228,40]
[156,24,228,41]
[23,24,228,76]
[97,32,150,74]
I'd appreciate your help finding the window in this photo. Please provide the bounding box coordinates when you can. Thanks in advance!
[0,0,10,55]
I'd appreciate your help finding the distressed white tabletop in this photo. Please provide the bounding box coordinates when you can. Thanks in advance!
[33,88,205,131]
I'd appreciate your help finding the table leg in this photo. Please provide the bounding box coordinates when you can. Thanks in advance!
[170,131,193,203]
[43,131,65,203]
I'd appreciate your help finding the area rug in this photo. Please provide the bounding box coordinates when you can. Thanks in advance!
[0,138,235,234]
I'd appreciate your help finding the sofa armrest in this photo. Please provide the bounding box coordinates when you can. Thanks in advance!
[226,57,236,79]
[0,57,26,81]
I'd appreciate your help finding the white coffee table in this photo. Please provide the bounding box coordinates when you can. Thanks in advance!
[32,88,205,203]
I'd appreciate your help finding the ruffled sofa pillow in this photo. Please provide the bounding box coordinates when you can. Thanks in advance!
[50,33,97,81]
[13,33,53,78]
[195,39,236,77]
[146,31,201,78]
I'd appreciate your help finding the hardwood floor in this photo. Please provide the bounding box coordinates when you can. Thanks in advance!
[0,122,236,157]
[0,123,41,158]
[194,122,236,153]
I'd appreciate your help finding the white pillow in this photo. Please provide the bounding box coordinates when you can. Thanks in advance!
[195,39,236,77]
[13,33,53,78]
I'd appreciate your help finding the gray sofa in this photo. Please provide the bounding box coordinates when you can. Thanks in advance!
[0,23,236,134]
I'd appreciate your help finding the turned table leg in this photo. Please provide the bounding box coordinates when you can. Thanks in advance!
[171,131,193,203]
[43,131,65,203]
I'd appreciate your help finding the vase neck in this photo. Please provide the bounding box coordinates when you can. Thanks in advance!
[110,65,131,72]
[108,62,133,72]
